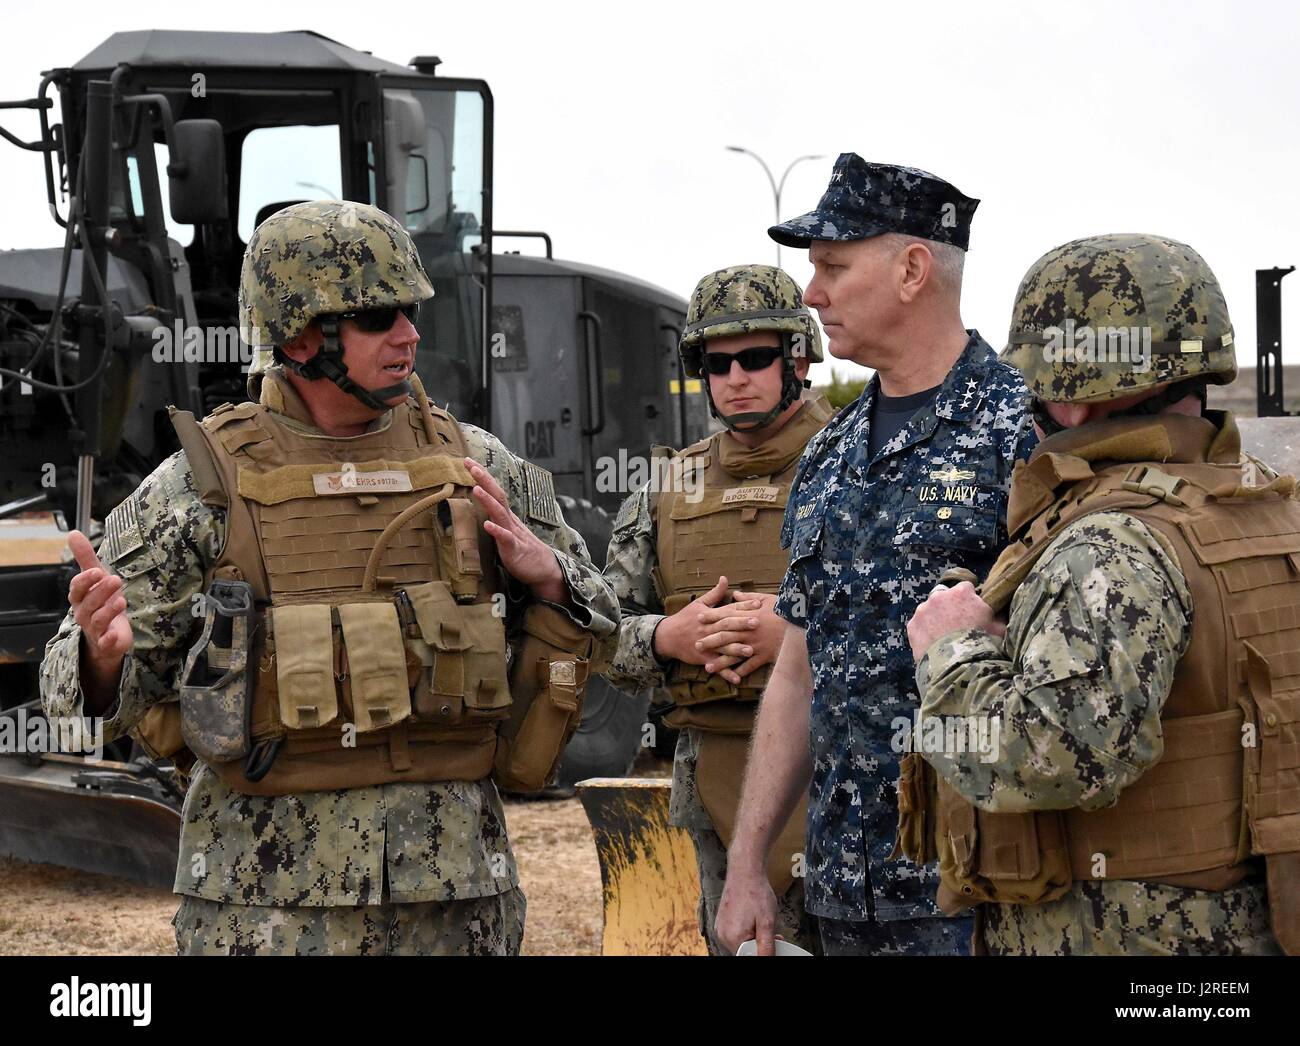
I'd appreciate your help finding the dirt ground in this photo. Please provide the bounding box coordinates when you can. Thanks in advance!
[0,752,671,956]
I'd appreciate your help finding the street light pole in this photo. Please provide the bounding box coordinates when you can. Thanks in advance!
[726,147,824,268]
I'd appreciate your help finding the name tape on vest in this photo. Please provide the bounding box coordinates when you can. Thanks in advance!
[721,485,780,505]
[312,469,414,495]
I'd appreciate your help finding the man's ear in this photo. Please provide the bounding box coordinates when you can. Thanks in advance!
[793,356,811,383]
[898,243,934,305]
[279,321,321,364]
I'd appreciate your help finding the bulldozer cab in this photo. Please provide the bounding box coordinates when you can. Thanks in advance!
[44,31,493,428]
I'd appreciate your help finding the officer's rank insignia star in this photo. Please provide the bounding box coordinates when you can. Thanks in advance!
[930,465,976,483]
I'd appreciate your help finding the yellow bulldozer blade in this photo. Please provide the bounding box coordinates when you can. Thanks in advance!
[576,777,707,956]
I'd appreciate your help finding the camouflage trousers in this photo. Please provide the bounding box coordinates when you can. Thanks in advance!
[982,879,1282,956]
[817,914,974,956]
[172,887,526,956]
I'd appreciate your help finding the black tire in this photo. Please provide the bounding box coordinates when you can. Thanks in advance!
[554,679,651,789]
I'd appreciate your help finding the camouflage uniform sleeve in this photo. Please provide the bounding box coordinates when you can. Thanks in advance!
[914,511,1193,813]
[601,483,669,694]
[39,451,220,744]
[460,424,619,660]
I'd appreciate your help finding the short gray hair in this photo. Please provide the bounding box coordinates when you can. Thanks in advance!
[876,232,965,294]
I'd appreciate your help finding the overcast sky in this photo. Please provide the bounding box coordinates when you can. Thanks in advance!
[2,0,1297,388]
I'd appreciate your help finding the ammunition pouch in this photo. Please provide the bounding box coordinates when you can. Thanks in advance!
[493,603,594,792]
[406,580,511,722]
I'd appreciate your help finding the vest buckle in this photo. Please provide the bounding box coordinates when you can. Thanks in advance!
[1121,466,1187,507]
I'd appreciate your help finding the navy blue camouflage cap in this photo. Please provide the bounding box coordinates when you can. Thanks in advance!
[768,153,980,250]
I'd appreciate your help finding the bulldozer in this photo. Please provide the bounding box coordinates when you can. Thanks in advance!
[0,29,709,887]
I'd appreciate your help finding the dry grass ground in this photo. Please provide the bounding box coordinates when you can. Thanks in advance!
[0,752,672,956]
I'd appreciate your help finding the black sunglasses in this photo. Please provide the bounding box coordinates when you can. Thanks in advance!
[336,302,420,333]
[701,345,784,376]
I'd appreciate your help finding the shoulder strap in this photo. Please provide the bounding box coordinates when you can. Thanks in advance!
[168,407,229,509]
[679,434,714,460]
[981,464,1199,612]
[181,405,272,601]
[655,433,717,526]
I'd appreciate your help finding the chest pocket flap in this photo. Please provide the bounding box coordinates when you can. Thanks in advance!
[789,515,825,561]
[893,502,998,553]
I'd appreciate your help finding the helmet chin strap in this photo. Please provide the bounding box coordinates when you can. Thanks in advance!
[707,338,810,433]
[278,317,411,412]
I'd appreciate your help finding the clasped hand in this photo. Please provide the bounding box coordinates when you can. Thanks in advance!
[654,576,784,685]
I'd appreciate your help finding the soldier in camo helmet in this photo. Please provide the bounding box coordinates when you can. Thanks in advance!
[604,263,833,954]
[242,200,434,409]
[1001,233,1237,430]
[41,200,620,956]
[679,264,823,431]
[905,233,1294,955]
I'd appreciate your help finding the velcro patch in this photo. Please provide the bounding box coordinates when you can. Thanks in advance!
[312,469,413,495]
[100,497,144,565]
[521,461,561,528]
[721,485,779,505]
[613,492,642,532]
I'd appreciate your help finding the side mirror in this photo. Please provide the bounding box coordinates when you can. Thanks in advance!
[168,119,228,224]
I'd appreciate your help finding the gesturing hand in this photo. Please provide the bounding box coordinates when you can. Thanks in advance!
[67,529,133,665]
[466,459,567,604]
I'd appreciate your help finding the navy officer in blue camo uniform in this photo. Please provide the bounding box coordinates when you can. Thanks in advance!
[714,155,1037,956]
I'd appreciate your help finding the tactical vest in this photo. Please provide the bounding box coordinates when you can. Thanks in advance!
[168,372,509,796]
[654,396,833,734]
[897,413,1300,951]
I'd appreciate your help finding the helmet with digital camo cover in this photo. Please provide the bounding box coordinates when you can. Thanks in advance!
[1002,233,1236,431]
[679,264,822,431]
[241,200,434,409]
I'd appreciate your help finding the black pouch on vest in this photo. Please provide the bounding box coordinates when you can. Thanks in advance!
[179,579,255,764]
